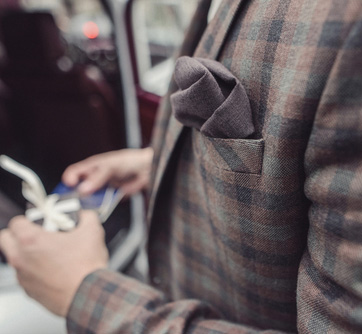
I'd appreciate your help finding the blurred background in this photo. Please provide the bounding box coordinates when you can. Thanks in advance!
[0,0,197,333]
[0,0,198,233]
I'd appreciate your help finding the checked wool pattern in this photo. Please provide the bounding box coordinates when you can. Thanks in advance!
[67,0,362,333]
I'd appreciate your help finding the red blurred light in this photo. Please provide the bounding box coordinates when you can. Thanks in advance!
[83,21,99,39]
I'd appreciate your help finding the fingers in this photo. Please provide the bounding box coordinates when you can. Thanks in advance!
[62,155,114,196]
[8,216,42,241]
[1,212,107,317]
[77,167,111,196]
[76,210,104,235]
[0,216,42,266]
[74,211,107,261]
[121,172,150,196]
[62,160,92,187]
[62,149,152,196]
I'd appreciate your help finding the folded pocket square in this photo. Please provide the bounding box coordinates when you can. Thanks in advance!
[171,56,254,139]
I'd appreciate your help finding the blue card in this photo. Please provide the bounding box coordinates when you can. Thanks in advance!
[52,182,124,222]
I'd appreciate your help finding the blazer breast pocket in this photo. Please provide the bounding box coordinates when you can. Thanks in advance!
[192,128,264,175]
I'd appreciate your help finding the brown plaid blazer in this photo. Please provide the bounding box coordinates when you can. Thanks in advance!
[67,0,362,333]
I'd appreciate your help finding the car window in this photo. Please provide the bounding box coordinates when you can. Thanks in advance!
[132,0,197,96]
[21,0,112,41]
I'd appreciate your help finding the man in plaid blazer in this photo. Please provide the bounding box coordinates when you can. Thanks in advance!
[1,0,362,333]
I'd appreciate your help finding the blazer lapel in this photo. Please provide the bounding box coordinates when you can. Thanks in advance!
[149,0,244,220]
[195,0,245,59]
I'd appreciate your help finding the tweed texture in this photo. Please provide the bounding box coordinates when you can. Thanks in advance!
[67,0,362,333]
[171,56,254,139]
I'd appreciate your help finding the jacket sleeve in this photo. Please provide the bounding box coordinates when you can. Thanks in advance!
[66,269,288,334]
[296,16,362,334]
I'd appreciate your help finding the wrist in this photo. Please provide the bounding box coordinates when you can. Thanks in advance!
[62,264,107,317]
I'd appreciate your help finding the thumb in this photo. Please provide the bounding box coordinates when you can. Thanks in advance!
[75,210,103,234]
[77,169,111,196]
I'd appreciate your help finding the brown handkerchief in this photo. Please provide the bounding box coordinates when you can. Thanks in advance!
[171,56,254,139]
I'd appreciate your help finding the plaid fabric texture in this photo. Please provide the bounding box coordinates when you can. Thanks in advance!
[149,0,212,198]
[67,0,362,333]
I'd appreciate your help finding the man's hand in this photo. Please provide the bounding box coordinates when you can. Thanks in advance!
[0,211,108,317]
[62,148,154,197]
